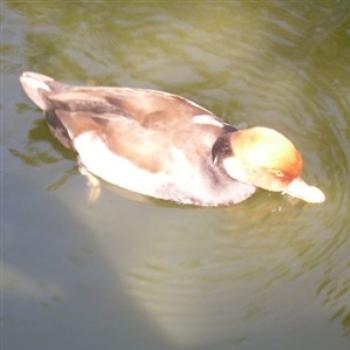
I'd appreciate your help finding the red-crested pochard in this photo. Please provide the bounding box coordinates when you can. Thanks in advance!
[20,72,325,206]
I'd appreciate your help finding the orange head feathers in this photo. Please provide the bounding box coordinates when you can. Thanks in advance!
[223,127,325,202]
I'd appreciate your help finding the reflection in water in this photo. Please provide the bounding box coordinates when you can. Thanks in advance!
[8,118,77,191]
[9,117,74,165]
[3,0,350,348]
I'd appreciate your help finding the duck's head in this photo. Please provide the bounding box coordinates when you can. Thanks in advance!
[213,127,325,203]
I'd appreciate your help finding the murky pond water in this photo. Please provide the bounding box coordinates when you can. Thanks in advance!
[1,1,350,349]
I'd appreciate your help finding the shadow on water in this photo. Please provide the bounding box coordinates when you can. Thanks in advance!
[2,0,350,349]
[3,176,175,350]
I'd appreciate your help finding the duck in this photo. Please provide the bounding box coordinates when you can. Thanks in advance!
[20,71,325,206]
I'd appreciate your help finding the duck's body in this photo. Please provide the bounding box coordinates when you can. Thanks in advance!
[20,72,325,206]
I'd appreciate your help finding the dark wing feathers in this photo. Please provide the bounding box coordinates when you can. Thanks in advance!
[43,86,224,172]
[49,87,213,124]
[55,109,173,172]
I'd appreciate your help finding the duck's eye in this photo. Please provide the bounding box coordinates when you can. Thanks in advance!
[275,170,284,177]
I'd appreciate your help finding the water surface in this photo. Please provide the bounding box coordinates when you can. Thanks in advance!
[1,1,350,349]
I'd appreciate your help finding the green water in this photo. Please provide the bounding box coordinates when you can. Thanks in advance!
[1,1,350,349]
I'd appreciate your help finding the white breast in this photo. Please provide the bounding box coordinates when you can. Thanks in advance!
[74,132,172,198]
[73,131,256,206]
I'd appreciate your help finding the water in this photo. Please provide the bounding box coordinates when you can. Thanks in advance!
[1,1,350,349]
